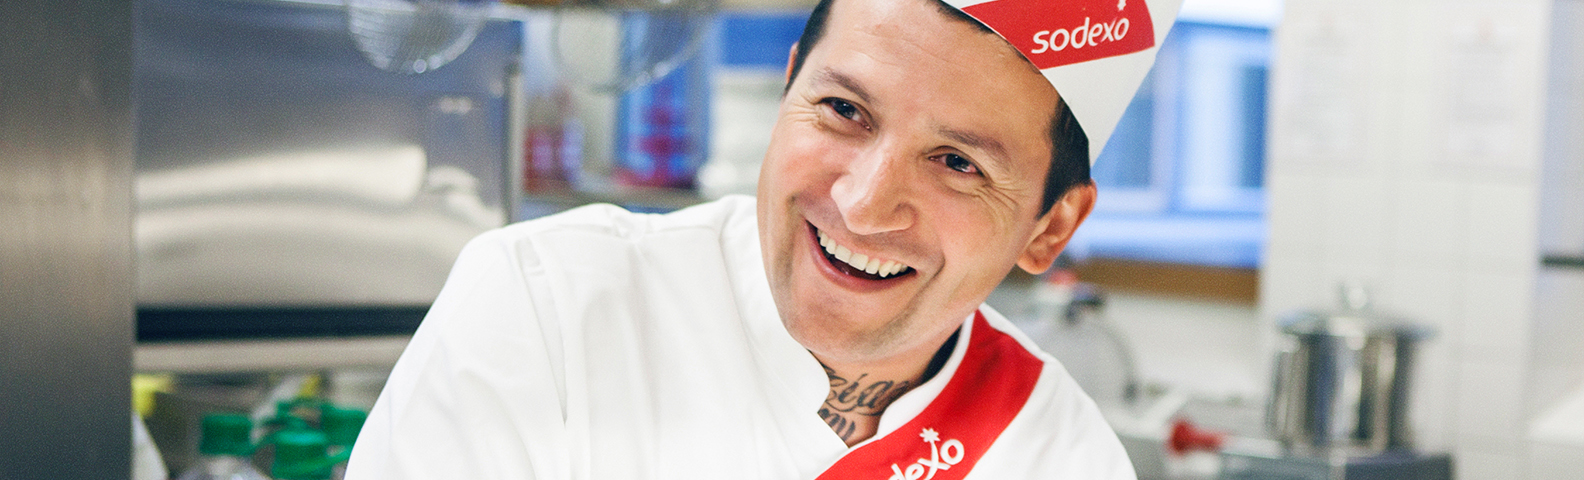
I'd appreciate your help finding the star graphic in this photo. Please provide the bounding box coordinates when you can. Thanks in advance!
[920,428,940,443]
[1118,0,1127,11]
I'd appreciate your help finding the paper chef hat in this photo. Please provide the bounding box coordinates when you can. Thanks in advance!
[944,0,1184,162]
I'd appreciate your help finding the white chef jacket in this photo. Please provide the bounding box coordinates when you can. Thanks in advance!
[345,195,1135,480]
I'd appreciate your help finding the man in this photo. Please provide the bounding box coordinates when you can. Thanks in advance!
[345,0,1178,478]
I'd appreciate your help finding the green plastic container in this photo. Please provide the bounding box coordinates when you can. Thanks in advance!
[271,429,332,480]
[197,413,254,456]
[320,405,367,449]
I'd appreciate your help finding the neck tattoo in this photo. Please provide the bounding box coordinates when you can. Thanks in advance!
[816,330,962,442]
[818,367,913,441]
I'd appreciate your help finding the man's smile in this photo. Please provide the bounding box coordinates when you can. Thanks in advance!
[808,223,915,282]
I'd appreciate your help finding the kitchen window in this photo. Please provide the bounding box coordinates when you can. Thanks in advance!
[1070,18,1274,269]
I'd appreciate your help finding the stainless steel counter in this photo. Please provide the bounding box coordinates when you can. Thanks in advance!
[134,0,521,339]
[135,336,411,374]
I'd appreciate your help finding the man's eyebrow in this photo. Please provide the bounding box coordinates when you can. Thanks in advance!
[938,127,1012,171]
[812,68,875,106]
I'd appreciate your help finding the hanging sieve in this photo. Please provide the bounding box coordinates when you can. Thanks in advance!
[346,0,496,74]
[549,0,715,93]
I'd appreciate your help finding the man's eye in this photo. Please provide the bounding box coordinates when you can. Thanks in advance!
[941,154,980,175]
[825,99,861,122]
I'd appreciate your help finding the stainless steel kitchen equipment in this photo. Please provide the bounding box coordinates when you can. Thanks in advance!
[1218,284,1450,480]
[1266,284,1433,454]
[135,0,521,340]
[1219,449,1453,480]
[2,0,136,477]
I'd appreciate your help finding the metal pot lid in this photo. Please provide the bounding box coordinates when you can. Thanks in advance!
[1279,283,1435,340]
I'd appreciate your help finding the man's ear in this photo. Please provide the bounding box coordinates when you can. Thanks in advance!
[785,42,799,84]
[1017,182,1096,275]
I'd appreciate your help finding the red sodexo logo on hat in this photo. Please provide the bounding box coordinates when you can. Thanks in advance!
[963,0,1156,70]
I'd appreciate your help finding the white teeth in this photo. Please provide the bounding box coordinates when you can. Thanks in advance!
[848,253,869,271]
[816,228,910,278]
[888,262,909,277]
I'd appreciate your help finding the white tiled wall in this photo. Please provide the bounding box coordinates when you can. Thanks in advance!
[1531,270,1584,410]
[1263,0,1562,478]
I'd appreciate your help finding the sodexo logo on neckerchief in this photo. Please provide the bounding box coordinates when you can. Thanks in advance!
[887,428,966,480]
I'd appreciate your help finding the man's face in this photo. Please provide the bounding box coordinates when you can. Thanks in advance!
[757,0,1075,365]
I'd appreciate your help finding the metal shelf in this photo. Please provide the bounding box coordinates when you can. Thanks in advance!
[1543,254,1584,270]
[136,336,411,374]
[522,183,711,211]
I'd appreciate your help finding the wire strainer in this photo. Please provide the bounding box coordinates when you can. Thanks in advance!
[550,0,714,93]
[347,0,496,74]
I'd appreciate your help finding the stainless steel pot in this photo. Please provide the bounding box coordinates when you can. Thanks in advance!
[1266,285,1434,454]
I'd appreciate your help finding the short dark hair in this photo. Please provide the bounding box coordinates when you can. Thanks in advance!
[785,0,1091,215]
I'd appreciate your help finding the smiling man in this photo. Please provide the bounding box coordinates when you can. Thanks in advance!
[760,0,1098,447]
[346,0,1178,478]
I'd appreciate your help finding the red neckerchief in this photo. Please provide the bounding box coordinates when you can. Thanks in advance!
[815,311,1044,480]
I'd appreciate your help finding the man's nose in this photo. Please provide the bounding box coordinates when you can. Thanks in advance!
[830,146,917,236]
